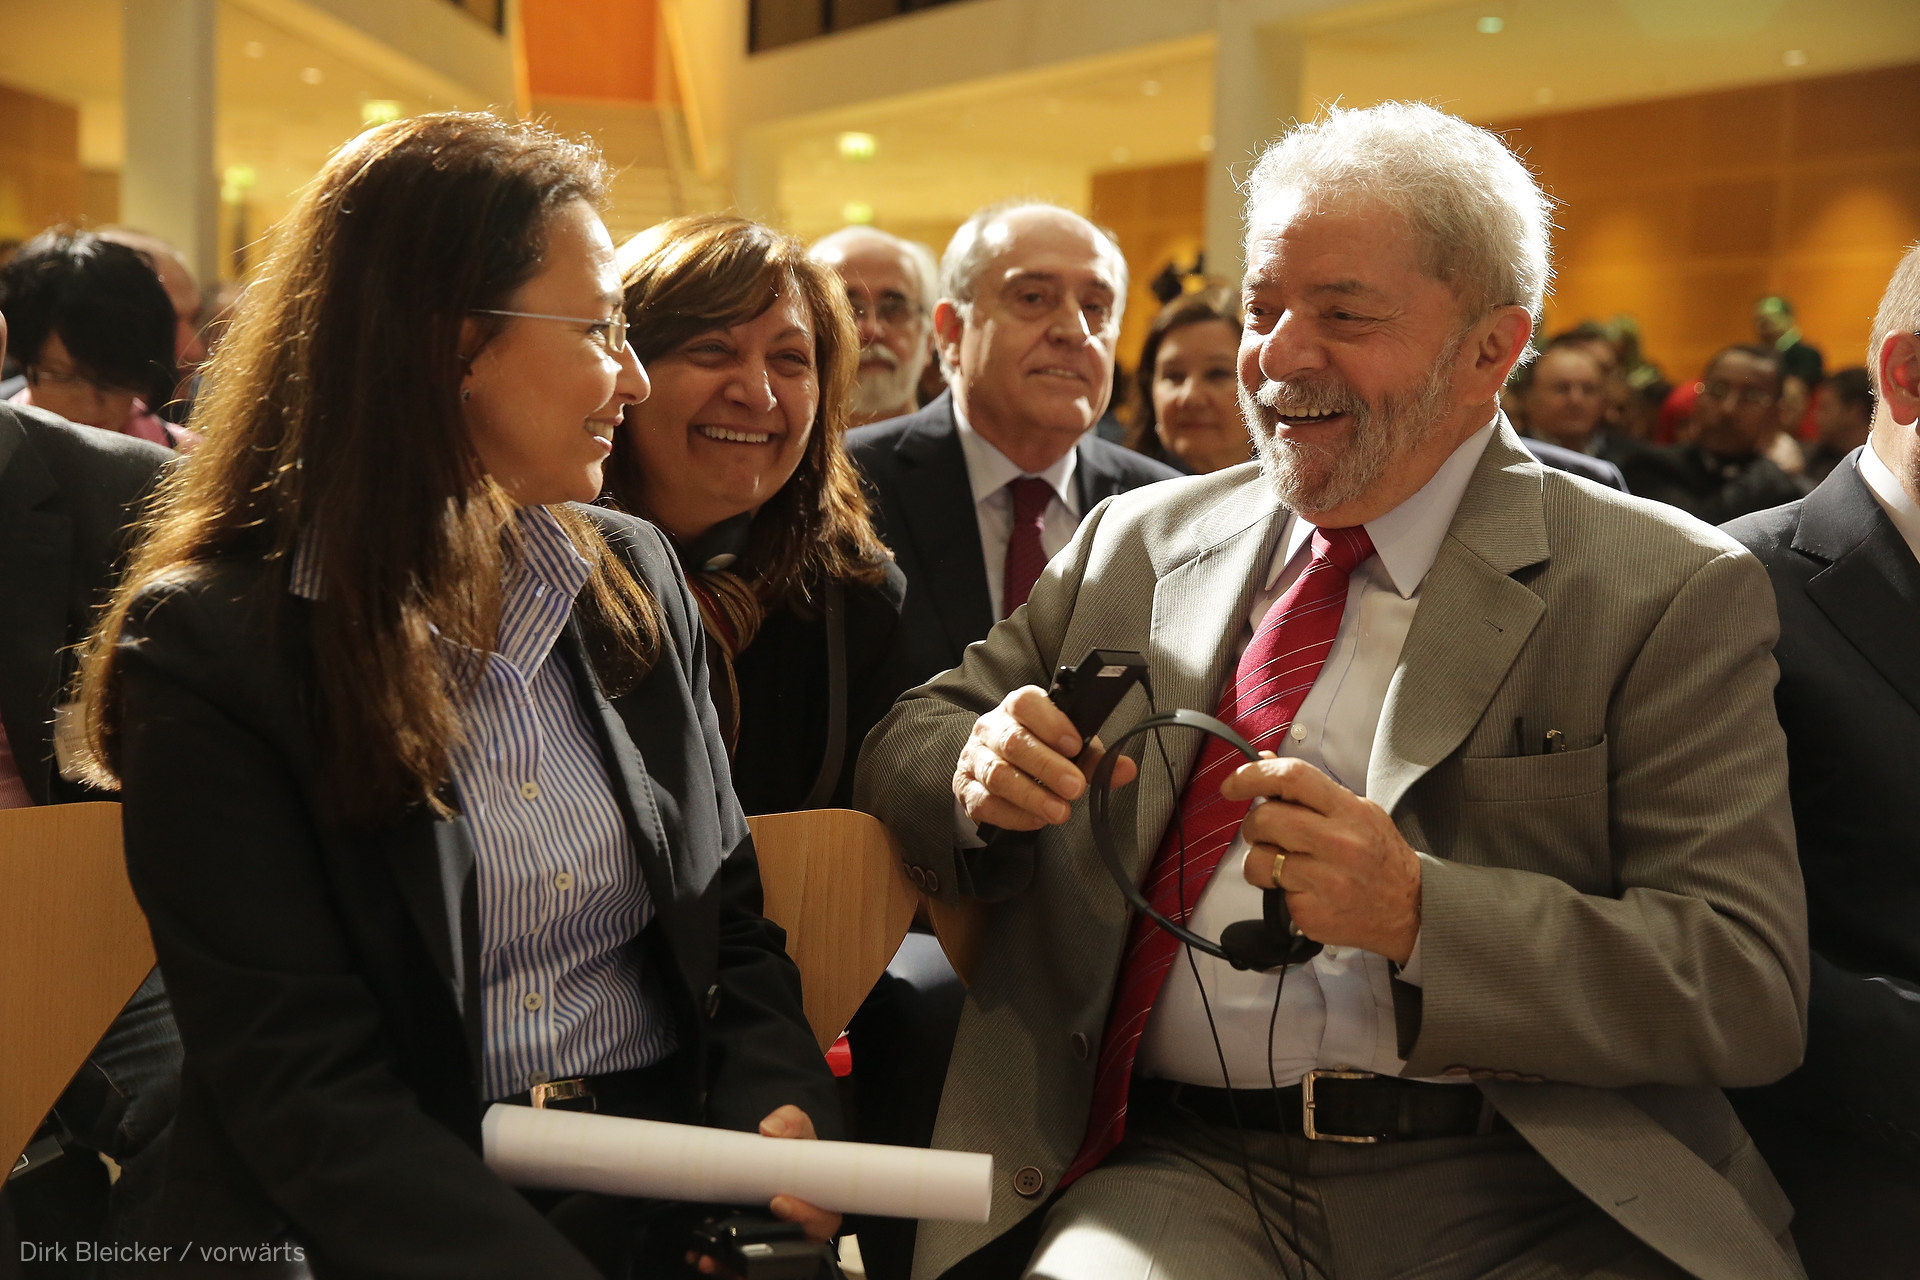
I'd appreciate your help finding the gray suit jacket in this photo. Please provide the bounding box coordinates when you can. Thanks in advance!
[856,423,1809,1280]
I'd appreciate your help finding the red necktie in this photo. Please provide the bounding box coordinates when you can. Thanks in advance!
[1062,523,1376,1187]
[1001,477,1055,618]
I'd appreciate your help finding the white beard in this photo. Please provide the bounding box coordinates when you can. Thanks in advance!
[851,341,927,421]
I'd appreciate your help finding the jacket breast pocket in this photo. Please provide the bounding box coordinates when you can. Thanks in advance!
[1456,737,1610,889]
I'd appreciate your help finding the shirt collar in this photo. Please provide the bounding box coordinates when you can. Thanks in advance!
[286,504,591,673]
[952,392,1081,515]
[1859,435,1920,562]
[1276,413,1499,599]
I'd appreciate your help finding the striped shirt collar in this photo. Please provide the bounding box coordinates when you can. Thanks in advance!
[286,505,592,668]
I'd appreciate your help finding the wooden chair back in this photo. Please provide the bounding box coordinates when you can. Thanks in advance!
[747,808,918,1052]
[1,802,153,1174]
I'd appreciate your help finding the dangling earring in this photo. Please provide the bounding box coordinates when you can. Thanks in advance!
[461,386,472,403]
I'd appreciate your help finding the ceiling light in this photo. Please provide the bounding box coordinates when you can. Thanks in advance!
[221,165,257,203]
[1782,49,1808,66]
[361,99,402,127]
[242,40,265,58]
[1111,146,1131,164]
[841,201,875,225]
[1141,80,1162,96]
[1533,87,1555,104]
[1477,15,1505,33]
[837,131,877,161]
[1199,134,1215,152]
[299,66,323,85]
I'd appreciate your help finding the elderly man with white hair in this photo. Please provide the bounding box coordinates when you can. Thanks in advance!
[811,224,940,425]
[846,201,1178,689]
[856,102,1808,1280]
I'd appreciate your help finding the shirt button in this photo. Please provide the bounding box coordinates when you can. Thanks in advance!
[520,781,541,801]
[523,991,544,1012]
[528,1070,551,1086]
[554,871,574,891]
[1290,723,1307,742]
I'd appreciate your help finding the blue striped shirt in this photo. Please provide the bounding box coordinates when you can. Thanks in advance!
[291,507,675,1099]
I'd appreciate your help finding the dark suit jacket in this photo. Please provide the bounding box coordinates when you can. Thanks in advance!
[1623,444,1803,522]
[1522,437,1628,492]
[1725,454,1920,1277]
[0,402,169,804]
[845,392,1179,685]
[114,506,837,1278]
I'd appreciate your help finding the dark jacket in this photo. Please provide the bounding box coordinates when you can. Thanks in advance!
[1724,452,1920,1276]
[845,391,1179,685]
[114,505,837,1278]
[0,402,169,803]
[1521,437,1629,492]
[1622,443,1803,523]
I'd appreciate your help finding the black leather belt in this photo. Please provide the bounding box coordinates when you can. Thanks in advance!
[495,1059,685,1121]
[1133,1070,1507,1143]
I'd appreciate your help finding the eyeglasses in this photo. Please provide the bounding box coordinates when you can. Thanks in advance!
[845,291,921,328]
[27,364,136,394]
[470,308,629,357]
[1697,380,1777,408]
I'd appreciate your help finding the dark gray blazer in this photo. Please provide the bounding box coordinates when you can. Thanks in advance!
[1523,437,1629,492]
[1725,453,1920,1276]
[114,505,837,1278]
[846,391,1179,686]
[0,402,170,803]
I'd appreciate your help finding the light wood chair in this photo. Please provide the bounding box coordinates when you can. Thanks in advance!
[747,808,919,1052]
[1,802,153,1175]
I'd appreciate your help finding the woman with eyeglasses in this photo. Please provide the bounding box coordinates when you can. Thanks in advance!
[75,115,838,1277]
[0,229,191,448]
[602,214,911,817]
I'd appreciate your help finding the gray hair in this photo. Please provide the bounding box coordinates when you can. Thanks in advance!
[810,224,939,316]
[1868,242,1920,397]
[940,200,1130,322]
[1244,102,1553,326]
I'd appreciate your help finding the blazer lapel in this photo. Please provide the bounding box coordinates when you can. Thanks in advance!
[0,422,73,805]
[1369,427,1551,814]
[1797,460,1920,718]
[1139,478,1287,864]
[558,627,679,904]
[380,804,483,1065]
[1073,437,1122,509]
[892,397,995,655]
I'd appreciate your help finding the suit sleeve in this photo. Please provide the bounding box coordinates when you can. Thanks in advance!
[631,523,842,1139]
[116,586,601,1280]
[1403,548,1810,1089]
[854,499,1113,902]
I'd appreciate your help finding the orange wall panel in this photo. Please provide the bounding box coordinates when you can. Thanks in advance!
[522,0,661,103]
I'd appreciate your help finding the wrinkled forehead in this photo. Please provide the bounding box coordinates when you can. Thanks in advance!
[978,209,1122,288]
[1242,188,1423,282]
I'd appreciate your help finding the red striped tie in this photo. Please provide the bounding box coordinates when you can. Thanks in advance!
[1061,523,1376,1187]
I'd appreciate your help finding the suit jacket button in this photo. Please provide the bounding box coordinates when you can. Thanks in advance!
[705,983,722,1018]
[907,865,926,889]
[922,869,941,894]
[1012,1165,1046,1198]
[1069,1032,1090,1060]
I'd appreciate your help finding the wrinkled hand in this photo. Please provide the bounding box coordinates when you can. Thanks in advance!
[951,685,1138,831]
[686,1106,840,1277]
[1226,755,1421,964]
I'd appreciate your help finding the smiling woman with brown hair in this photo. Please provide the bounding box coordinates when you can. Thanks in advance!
[73,115,837,1277]
[604,214,910,815]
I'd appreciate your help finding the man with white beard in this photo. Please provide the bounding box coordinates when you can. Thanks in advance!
[856,102,1808,1280]
[812,225,939,425]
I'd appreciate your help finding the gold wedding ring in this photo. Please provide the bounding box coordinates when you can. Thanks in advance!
[1269,850,1287,890]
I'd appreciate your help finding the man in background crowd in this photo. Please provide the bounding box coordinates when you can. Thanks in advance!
[1756,294,1825,430]
[812,225,939,426]
[846,200,1176,687]
[98,227,208,417]
[1802,366,1874,487]
[1622,344,1804,521]
[1724,244,1920,1280]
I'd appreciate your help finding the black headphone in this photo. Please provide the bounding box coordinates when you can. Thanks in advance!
[1087,708,1322,972]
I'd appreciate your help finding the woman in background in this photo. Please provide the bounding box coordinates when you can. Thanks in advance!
[76,114,836,1278]
[604,213,910,815]
[1129,284,1253,475]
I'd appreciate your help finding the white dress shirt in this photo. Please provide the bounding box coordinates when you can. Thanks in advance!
[1858,436,1920,563]
[952,397,1082,620]
[1136,418,1497,1089]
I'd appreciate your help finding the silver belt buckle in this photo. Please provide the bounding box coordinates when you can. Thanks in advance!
[1301,1068,1378,1143]
[529,1077,595,1111]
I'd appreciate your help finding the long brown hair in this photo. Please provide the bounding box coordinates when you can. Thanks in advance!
[604,214,887,607]
[75,113,660,827]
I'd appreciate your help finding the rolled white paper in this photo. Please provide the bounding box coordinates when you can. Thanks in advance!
[482,1104,994,1223]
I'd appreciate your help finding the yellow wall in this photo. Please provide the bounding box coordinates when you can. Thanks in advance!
[0,83,81,244]
[522,0,663,103]
[1500,61,1920,382]
[1090,159,1207,371]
